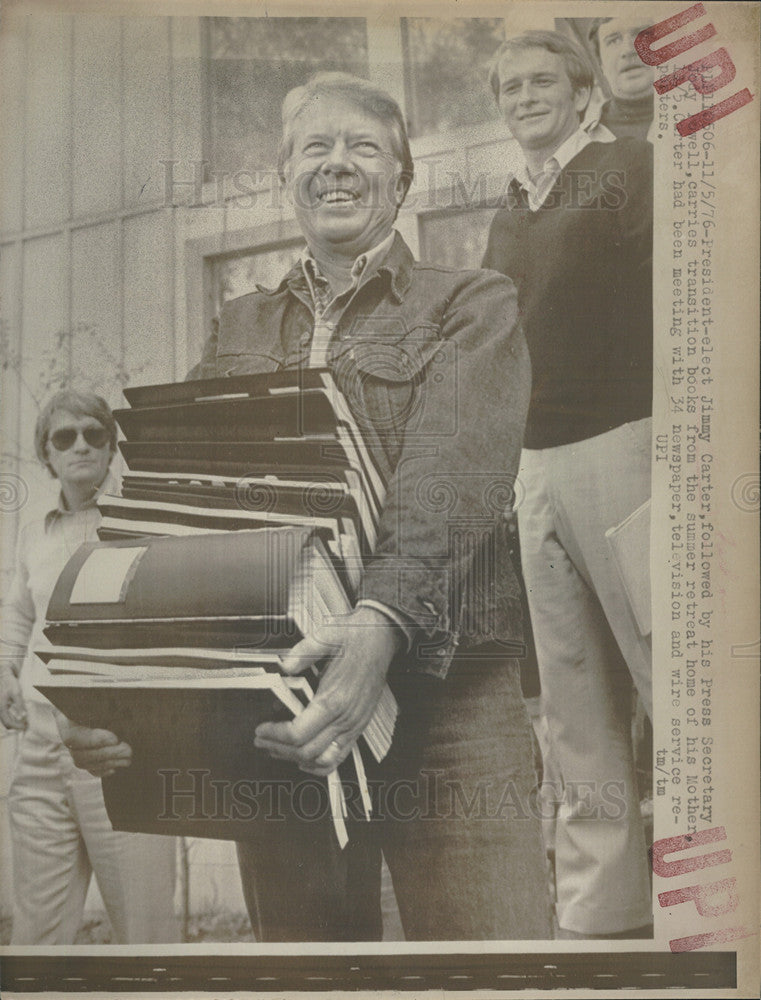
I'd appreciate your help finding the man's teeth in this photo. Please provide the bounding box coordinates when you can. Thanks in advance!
[322,191,355,203]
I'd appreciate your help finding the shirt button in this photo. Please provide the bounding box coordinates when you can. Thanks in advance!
[324,321,335,331]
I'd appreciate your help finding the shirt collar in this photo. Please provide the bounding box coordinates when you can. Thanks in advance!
[512,125,616,209]
[45,467,118,531]
[263,230,414,304]
[301,230,396,305]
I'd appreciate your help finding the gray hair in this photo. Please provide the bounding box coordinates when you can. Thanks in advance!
[488,30,596,102]
[277,72,414,198]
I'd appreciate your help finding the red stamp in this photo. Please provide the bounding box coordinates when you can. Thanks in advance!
[635,2,754,136]
[652,826,754,952]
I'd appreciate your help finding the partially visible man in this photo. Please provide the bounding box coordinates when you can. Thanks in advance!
[483,31,653,939]
[589,14,655,140]
[0,390,179,945]
[59,73,552,943]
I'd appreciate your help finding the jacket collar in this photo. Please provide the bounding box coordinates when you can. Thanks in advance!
[255,231,415,305]
[375,230,414,302]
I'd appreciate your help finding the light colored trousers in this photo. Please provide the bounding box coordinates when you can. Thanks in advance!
[518,419,653,935]
[9,701,180,945]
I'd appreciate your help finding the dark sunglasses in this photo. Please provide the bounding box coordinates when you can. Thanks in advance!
[49,426,110,451]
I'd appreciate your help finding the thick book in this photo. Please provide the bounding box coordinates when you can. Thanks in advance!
[41,527,397,759]
[113,389,342,444]
[37,669,337,842]
[116,369,387,515]
[39,647,396,843]
[123,366,341,409]
[43,528,313,649]
[119,439,361,483]
[97,494,343,544]
[118,440,383,523]
[118,471,377,551]
[38,647,396,769]
[101,485,374,557]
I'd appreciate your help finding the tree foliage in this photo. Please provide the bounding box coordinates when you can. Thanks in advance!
[403,18,504,137]
[205,18,369,176]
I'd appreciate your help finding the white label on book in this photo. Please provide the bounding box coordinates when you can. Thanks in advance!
[69,546,147,604]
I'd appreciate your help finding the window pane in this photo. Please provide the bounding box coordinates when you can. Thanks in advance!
[418,209,496,270]
[205,18,369,177]
[212,242,305,313]
[402,18,504,139]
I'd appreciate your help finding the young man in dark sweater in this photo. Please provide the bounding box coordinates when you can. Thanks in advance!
[482,29,654,939]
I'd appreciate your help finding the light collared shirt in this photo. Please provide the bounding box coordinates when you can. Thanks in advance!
[302,231,396,368]
[1,471,118,704]
[513,124,616,211]
[300,231,413,648]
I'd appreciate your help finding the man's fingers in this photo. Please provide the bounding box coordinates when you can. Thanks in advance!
[0,704,27,731]
[255,699,362,771]
[52,709,121,750]
[71,743,132,764]
[63,725,122,751]
[70,743,132,777]
[88,761,129,778]
[294,725,355,768]
[255,696,335,748]
[0,714,26,731]
[300,737,352,775]
[53,713,134,777]
[280,633,342,676]
[255,731,351,774]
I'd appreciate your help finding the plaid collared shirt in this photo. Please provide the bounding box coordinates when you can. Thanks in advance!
[300,231,413,647]
[301,231,396,367]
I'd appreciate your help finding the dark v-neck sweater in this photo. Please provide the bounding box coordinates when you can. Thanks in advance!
[482,138,653,449]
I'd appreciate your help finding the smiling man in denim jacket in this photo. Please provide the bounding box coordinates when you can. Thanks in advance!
[62,72,551,943]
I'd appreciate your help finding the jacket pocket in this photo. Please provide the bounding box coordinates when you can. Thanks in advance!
[333,325,444,444]
[338,320,442,377]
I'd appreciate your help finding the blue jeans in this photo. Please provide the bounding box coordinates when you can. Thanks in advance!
[236,651,552,941]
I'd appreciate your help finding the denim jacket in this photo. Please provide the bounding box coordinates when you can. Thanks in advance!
[190,233,530,679]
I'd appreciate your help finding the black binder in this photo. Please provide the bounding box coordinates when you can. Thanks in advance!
[38,674,318,841]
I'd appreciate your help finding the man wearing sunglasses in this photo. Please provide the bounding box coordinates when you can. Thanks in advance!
[0,390,179,945]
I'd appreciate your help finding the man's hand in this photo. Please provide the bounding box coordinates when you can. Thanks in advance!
[254,606,401,775]
[0,663,27,731]
[54,710,133,778]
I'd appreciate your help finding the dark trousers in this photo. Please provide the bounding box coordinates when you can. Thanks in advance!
[236,653,552,942]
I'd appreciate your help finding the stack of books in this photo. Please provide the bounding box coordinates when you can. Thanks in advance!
[37,370,397,845]
[102,368,385,594]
